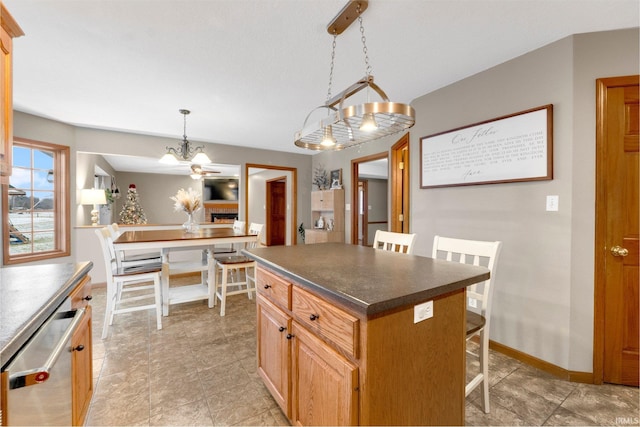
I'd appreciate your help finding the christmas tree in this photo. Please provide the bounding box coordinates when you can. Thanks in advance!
[119,184,148,224]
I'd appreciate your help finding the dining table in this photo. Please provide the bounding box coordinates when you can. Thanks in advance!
[112,227,258,315]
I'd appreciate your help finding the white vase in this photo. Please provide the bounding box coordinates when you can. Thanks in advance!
[183,212,200,233]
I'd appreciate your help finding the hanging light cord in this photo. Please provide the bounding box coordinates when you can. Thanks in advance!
[357,5,372,78]
[326,33,337,104]
[182,111,189,143]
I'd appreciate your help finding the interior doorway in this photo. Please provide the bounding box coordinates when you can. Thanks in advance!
[594,75,639,386]
[266,177,286,246]
[391,134,410,233]
[245,164,297,246]
[351,153,388,246]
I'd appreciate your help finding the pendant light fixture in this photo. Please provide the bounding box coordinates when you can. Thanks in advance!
[160,109,212,164]
[294,0,415,151]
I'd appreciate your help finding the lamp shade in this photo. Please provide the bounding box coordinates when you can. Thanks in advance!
[80,188,107,205]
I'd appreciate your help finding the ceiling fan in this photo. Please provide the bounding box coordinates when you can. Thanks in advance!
[190,164,221,179]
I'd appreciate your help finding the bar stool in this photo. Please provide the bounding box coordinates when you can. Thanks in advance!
[95,228,163,339]
[107,223,161,268]
[213,223,263,316]
[372,230,417,254]
[431,235,502,413]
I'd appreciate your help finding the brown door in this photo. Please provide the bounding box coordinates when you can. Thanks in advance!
[391,134,410,233]
[266,179,286,246]
[595,75,639,386]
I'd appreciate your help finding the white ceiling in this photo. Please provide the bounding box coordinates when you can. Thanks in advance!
[5,0,639,162]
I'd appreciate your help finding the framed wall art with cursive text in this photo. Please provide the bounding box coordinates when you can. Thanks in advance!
[420,105,553,188]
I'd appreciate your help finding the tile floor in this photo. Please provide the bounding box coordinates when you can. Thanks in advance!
[86,279,639,426]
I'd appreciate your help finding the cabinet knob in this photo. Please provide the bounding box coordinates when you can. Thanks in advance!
[278,326,286,332]
[83,295,93,301]
[264,284,271,289]
[309,314,320,321]
[73,344,85,352]
[286,334,294,340]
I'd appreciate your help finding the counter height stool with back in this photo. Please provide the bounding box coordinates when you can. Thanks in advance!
[214,223,263,316]
[432,235,502,413]
[372,230,417,254]
[108,223,161,268]
[95,228,163,339]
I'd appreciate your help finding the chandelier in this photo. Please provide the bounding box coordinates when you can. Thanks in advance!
[160,109,212,164]
[294,0,415,151]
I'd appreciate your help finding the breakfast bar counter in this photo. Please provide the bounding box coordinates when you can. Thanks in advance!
[244,243,489,316]
[243,243,489,426]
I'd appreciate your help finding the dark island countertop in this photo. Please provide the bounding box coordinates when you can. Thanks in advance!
[244,243,489,316]
[0,261,93,368]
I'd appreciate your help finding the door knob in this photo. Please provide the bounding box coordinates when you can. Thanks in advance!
[611,246,629,257]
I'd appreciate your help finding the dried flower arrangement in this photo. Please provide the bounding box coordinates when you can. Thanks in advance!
[170,188,202,214]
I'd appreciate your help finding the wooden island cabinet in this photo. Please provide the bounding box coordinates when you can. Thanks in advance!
[248,243,490,426]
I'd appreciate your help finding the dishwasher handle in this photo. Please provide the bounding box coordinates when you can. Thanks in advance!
[9,307,86,389]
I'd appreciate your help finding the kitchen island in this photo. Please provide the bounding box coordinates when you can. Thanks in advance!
[244,243,489,426]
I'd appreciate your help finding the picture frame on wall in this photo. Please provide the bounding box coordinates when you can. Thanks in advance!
[420,104,553,188]
[330,169,342,189]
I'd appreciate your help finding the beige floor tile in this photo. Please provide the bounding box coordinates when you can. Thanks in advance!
[86,282,639,427]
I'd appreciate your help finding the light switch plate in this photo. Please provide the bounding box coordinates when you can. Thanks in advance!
[546,195,559,211]
[414,301,433,323]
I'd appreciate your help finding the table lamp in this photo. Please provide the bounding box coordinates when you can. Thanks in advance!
[80,188,107,226]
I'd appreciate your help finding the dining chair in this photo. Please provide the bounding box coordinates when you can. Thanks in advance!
[107,223,161,268]
[95,227,163,339]
[431,235,502,413]
[212,222,263,316]
[372,230,417,254]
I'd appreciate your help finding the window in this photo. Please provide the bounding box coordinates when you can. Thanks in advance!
[3,137,70,264]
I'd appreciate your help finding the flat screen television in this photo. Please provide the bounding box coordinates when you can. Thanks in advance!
[203,178,239,201]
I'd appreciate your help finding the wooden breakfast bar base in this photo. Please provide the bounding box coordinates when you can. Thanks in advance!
[244,243,490,426]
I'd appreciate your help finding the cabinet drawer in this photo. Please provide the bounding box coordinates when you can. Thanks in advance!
[70,276,92,309]
[292,286,359,359]
[257,268,291,309]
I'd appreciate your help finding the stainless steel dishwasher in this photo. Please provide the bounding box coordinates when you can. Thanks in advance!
[2,297,86,426]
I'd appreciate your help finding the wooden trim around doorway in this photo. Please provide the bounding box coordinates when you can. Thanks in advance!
[593,75,640,385]
[351,152,388,245]
[245,164,297,246]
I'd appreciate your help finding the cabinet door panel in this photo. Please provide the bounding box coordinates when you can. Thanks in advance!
[72,306,92,426]
[291,322,358,426]
[257,296,291,416]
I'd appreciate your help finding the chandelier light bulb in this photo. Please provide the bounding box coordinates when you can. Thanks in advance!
[159,152,179,164]
[191,152,212,164]
[359,112,378,131]
[320,125,337,147]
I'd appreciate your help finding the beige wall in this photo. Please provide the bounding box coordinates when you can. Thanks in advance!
[313,28,639,372]
[2,113,76,265]
[8,112,313,270]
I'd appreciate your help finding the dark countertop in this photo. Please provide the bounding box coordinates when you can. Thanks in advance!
[244,243,489,316]
[0,261,93,368]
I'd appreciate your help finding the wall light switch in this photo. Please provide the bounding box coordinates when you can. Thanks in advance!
[345,203,351,211]
[414,301,433,323]
[546,195,559,211]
